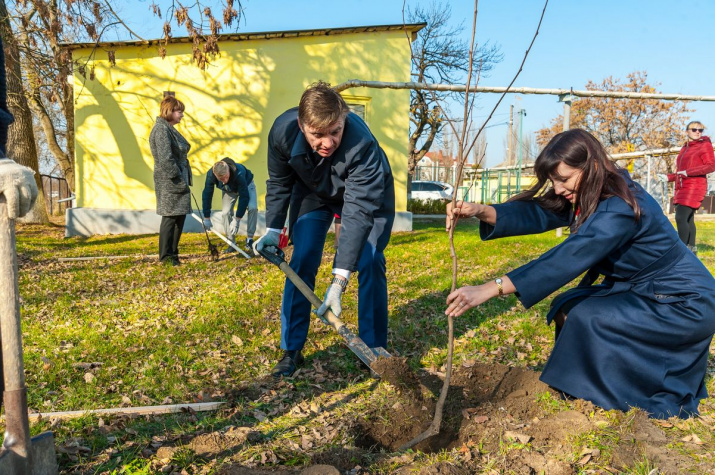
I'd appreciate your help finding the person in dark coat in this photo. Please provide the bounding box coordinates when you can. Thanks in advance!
[149,95,193,266]
[254,81,395,377]
[201,157,257,253]
[658,121,715,255]
[446,128,715,419]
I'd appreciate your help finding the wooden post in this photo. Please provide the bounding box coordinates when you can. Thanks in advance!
[0,196,31,474]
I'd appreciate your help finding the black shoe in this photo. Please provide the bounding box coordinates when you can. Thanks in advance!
[161,257,179,266]
[223,245,237,254]
[271,350,304,378]
[245,238,254,254]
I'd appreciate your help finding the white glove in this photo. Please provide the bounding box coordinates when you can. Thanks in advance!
[677,170,688,177]
[202,218,212,230]
[229,217,240,236]
[253,229,281,253]
[316,281,344,318]
[0,158,38,219]
[656,174,668,183]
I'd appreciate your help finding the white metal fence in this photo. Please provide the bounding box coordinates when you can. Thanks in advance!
[413,154,715,214]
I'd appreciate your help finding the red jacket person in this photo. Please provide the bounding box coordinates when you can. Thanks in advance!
[663,121,715,253]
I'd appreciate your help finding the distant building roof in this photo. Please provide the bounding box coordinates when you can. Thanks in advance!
[62,23,426,50]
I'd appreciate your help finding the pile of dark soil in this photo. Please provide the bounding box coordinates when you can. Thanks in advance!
[168,359,713,474]
[349,360,702,474]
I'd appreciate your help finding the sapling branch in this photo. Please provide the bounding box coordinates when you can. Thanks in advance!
[398,0,548,451]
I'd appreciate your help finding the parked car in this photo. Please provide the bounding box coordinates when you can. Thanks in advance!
[411,180,454,201]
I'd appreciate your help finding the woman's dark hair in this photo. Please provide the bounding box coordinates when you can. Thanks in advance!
[510,129,640,230]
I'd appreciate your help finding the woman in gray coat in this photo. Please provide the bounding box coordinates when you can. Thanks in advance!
[149,96,192,265]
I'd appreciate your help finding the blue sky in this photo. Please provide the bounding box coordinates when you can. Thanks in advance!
[118,0,715,167]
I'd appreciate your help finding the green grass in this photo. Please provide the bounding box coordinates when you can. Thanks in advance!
[10,218,715,473]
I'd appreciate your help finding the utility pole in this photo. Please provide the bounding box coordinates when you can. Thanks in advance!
[517,108,526,193]
[556,94,572,238]
[508,105,514,166]
[559,93,573,132]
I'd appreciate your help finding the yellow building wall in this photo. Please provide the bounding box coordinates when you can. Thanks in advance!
[72,31,412,214]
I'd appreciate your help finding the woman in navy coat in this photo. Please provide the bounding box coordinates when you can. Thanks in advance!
[446,129,715,419]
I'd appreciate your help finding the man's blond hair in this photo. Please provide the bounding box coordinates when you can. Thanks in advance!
[159,96,185,121]
[298,81,349,130]
[212,160,230,178]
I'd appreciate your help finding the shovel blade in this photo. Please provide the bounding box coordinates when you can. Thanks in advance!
[338,323,392,375]
[29,432,58,475]
[0,431,58,475]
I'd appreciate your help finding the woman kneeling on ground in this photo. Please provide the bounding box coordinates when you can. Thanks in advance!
[445,128,715,419]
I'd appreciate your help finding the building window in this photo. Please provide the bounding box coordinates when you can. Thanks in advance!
[348,103,365,119]
[343,95,370,122]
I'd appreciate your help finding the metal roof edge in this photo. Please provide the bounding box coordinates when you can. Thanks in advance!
[61,22,427,50]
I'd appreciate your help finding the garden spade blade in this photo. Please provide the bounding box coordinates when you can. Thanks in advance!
[0,197,58,475]
[189,195,219,261]
[257,245,391,373]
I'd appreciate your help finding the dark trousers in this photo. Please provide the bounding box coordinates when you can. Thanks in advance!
[675,204,697,247]
[159,214,186,262]
[280,208,393,351]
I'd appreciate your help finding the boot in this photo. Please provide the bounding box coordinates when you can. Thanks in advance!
[272,350,304,378]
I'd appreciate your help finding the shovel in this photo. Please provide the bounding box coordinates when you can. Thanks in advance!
[0,196,58,474]
[190,194,219,261]
[188,213,251,259]
[257,245,391,373]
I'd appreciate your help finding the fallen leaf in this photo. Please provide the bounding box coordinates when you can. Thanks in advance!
[681,433,703,445]
[653,420,673,428]
[578,454,592,465]
[231,335,243,346]
[84,372,95,383]
[41,356,52,370]
[504,431,531,444]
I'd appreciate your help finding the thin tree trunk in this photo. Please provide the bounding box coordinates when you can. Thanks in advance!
[28,89,74,192]
[25,0,75,191]
[0,0,49,223]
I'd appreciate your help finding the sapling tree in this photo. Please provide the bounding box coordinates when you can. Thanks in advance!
[399,0,549,451]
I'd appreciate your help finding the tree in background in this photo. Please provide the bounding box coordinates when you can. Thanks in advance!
[1,0,145,223]
[406,1,501,180]
[0,0,49,222]
[1,0,244,224]
[150,0,243,70]
[536,72,690,162]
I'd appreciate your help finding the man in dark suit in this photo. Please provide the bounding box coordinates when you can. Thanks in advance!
[255,81,395,377]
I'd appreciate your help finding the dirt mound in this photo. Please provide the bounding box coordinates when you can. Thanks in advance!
[161,359,711,473]
[372,356,424,398]
[356,357,437,451]
[354,361,551,453]
[347,360,700,472]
